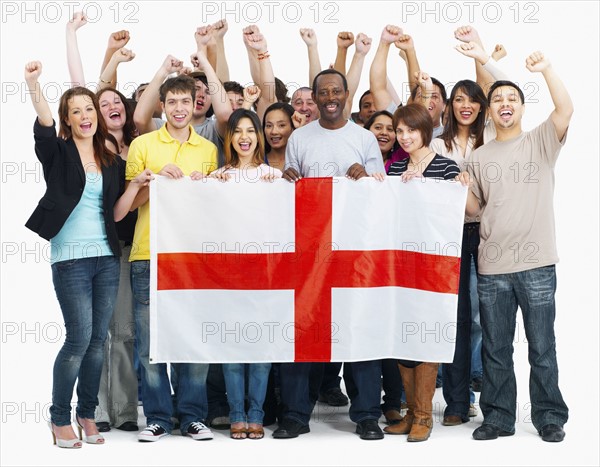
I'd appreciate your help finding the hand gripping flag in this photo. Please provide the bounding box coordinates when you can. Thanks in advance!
[149,176,466,363]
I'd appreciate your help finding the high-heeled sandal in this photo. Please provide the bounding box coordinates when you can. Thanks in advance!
[48,421,82,449]
[76,416,105,444]
[247,425,264,440]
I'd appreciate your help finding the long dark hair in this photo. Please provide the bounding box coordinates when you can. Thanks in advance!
[441,80,487,153]
[58,86,116,166]
[96,87,137,148]
[224,109,265,167]
[363,110,399,155]
[262,102,295,154]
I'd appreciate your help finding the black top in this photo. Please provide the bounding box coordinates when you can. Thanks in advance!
[25,118,125,257]
[388,154,460,180]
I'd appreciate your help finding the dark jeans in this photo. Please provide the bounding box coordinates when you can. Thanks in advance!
[478,265,568,432]
[319,362,343,393]
[443,222,478,419]
[50,256,120,426]
[280,361,382,425]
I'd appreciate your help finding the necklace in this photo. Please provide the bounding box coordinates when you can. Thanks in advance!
[409,150,434,167]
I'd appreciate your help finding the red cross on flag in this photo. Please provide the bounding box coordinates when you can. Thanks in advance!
[149,177,466,363]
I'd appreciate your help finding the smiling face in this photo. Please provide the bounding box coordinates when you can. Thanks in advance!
[313,73,348,128]
[291,88,319,123]
[98,90,126,132]
[395,120,425,155]
[489,85,524,133]
[162,90,194,130]
[414,83,445,127]
[66,94,98,140]
[264,109,293,150]
[369,114,395,155]
[452,88,482,128]
[232,117,258,161]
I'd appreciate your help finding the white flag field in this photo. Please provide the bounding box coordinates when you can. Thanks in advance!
[149,176,467,364]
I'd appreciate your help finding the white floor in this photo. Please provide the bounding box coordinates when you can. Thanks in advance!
[4,384,598,467]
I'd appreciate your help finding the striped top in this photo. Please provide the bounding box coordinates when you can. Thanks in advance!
[388,154,460,180]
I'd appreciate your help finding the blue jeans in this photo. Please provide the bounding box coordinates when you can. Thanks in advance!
[443,223,478,419]
[130,260,209,433]
[222,363,271,424]
[50,256,120,426]
[470,256,483,379]
[478,265,568,432]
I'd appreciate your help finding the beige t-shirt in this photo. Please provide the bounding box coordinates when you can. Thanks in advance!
[430,120,496,223]
[466,117,566,275]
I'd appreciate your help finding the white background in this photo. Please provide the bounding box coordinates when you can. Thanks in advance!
[1,1,598,466]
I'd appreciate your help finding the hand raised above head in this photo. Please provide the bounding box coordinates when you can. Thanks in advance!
[337,31,354,49]
[300,28,318,46]
[108,29,130,49]
[355,33,372,56]
[525,51,550,73]
[24,61,42,82]
[454,25,480,43]
[380,25,403,44]
[67,11,87,31]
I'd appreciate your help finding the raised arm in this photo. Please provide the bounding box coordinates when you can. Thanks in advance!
[195,25,232,137]
[24,62,52,126]
[525,51,573,141]
[370,25,403,111]
[394,33,421,97]
[98,47,135,91]
[242,27,277,120]
[211,19,230,83]
[300,28,322,86]
[454,25,499,94]
[414,71,434,109]
[344,33,372,119]
[242,25,261,86]
[333,31,354,75]
[65,11,87,87]
[100,30,130,85]
[133,55,183,135]
[454,41,508,91]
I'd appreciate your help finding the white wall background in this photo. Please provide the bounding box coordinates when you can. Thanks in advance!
[1,1,598,465]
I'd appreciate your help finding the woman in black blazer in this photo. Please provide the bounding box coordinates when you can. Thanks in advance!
[24,61,151,448]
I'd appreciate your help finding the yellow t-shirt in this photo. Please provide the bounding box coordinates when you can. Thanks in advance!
[126,124,217,261]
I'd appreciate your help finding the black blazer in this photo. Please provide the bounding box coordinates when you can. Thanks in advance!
[25,119,124,257]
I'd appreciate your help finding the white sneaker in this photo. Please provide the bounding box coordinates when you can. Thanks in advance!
[468,403,478,417]
[138,424,169,442]
[186,421,214,440]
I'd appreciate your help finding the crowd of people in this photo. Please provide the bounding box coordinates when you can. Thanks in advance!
[26,14,572,448]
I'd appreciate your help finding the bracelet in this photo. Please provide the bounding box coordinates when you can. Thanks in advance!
[99,77,113,84]
[257,51,270,60]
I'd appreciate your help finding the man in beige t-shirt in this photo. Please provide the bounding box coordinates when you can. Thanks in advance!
[464,51,573,443]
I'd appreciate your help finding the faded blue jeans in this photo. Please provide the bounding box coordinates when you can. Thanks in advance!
[50,256,120,426]
[222,363,271,424]
[478,265,568,432]
[131,260,209,433]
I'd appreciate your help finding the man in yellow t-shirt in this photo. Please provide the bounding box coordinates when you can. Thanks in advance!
[126,72,217,443]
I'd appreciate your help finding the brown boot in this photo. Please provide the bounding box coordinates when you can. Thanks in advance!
[384,364,415,435]
[407,362,438,442]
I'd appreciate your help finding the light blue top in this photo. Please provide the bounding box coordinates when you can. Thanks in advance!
[50,172,112,264]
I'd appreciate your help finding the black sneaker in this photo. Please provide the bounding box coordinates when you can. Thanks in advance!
[185,421,214,440]
[138,423,169,442]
